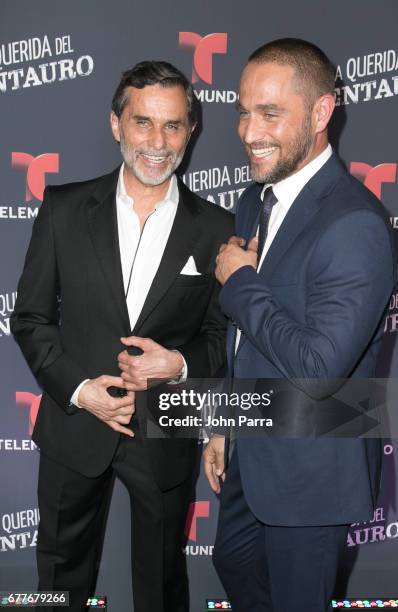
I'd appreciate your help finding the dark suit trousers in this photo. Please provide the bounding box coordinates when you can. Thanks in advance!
[36,423,191,612]
[213,449,348,612]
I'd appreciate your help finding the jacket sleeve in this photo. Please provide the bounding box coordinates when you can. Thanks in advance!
[219,209,395,396]
[11,187,89,414]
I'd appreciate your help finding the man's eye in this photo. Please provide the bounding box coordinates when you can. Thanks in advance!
[136,119,149,127]
[264,114,276,120]
[239,110,249,118]
[165,123,178,130]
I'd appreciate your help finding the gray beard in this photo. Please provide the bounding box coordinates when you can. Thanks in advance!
[120,141,185,186]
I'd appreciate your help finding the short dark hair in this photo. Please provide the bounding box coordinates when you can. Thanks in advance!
[111,60,197,126]
[248,38,335,106]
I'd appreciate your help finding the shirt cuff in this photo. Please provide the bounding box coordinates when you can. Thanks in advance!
[168,351,188,384]
[70,379,90,408]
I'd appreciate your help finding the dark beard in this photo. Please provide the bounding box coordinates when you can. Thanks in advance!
[250,116,313,184]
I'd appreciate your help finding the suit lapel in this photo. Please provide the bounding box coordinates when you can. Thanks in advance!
[87,167,131,335]
[132,178,203,335]
[258,152,345,280]
[258,185,321,280]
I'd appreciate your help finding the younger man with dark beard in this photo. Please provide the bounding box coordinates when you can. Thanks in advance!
[204,39,394,612]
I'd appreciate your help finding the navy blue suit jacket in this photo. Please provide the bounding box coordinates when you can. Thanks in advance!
[219,152,395,526]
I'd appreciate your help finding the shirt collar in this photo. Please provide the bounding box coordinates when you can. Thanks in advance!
[117,163,179,209]
[261,144,333,209]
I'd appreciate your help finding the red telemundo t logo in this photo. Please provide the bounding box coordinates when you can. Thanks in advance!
[179,32,228,84]
[12,152,60,202]
[184,501,210,541]
[16,391,41,435]
[350,162,397,200]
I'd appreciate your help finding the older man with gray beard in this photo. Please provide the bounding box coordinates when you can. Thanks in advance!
[12,60,233,612]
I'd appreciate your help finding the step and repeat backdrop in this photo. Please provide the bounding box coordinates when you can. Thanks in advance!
[1,0,397,610]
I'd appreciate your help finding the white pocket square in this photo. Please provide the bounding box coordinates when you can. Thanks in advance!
[180,256,202,276]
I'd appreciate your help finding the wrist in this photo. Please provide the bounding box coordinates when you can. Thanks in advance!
[167,349,189,384]
[72,378,90,409]
[169,349,184,378]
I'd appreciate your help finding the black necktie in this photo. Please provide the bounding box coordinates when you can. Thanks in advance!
[257,186,278,266]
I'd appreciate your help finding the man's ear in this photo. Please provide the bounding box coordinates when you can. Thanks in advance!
[313,93,335,134]
[185,121,197,147]
[110,111,121,143]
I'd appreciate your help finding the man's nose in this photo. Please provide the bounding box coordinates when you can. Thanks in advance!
[149,127,166,150]
[242,116,263,146]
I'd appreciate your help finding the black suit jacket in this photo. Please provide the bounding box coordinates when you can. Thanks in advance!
[11,167,234,489]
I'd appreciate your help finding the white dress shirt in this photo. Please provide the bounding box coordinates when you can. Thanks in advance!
[235,144,333,351]
[116,165,179,327]
[71,165,186,407]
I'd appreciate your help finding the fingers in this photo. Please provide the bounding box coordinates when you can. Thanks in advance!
[111,412,132,424]
[247,236,258,252]
[109,394,135,410]
[122,380,146,392]
[117,351,143,368]
[117,353,144,382]
[117,350,130,366]
[99,374,125,388]
[118,356,132,371]
[228,235,246,247]
[120,336,153,350]
[203,436,226,494]
[203,442,225,494]
[218,242,245,259]
[120,335,140,347]
[103,394,135,421]
[219,237,246,255]
[215,451,225,478]
[119,365,146,384]
[108,420,134,437]
[112,404,134,417]
[203,451,220,494]
[80,376,136,428]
